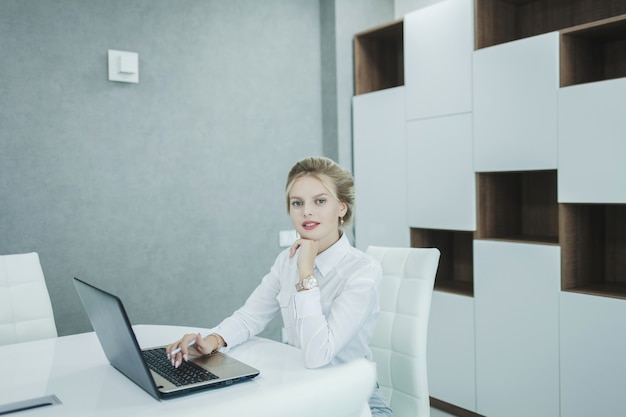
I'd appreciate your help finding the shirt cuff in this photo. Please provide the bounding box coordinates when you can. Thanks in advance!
[213,321,243,353]
[293,287,323,319]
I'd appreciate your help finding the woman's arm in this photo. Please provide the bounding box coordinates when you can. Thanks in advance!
[294,263,381,368]
[165,251,286,365]
[215,251,286,349]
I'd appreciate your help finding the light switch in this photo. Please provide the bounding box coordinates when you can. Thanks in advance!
[108,49,138,83]
[118,54,136,74]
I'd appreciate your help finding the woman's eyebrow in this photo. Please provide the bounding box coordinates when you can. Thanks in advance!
[290,193,329,200]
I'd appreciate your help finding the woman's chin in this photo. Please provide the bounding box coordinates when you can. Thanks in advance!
[297,229,322,241]
[298,232,314,240]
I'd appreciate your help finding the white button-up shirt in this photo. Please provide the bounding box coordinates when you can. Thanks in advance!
[217,233,382,369]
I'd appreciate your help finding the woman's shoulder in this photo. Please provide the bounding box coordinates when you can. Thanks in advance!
[344,246,383,276]
[346,243,380,263]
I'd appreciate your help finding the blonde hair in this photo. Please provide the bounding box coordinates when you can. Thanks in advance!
[285,156,355,224]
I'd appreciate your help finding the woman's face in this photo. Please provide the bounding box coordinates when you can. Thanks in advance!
[288,175,347,252]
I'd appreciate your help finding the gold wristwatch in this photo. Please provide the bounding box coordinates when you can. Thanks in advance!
[295,275,318,292]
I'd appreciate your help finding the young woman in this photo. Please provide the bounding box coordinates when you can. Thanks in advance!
[166,156,392,416]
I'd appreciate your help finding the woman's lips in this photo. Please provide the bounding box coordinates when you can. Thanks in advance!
[302,221,319,231]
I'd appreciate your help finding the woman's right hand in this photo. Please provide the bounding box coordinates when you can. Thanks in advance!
[166,333,217,368]
[289,238,319,280]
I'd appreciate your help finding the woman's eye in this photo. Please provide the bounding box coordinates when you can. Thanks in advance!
[291,201,303,207]
[316,199,326,205]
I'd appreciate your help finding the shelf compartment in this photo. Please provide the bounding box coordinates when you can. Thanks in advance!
[560,14,626,87]
[411,228,474,296]
[476,170,559,244]
[476,0,626,49]
[354,19,404,95]
[561,203,626,299]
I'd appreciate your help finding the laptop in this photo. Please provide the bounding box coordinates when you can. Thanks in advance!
[73,277,260,400]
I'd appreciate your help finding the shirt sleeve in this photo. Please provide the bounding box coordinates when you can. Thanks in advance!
[216,251,286,350]
[294,261,381,369]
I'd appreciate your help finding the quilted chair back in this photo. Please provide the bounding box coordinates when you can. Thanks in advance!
[0,252,58,345]
[367,246,440,417]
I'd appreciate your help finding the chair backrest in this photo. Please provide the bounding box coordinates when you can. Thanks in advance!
[207,358,376,417]
[0,252,58,345]
[367,246,440,417]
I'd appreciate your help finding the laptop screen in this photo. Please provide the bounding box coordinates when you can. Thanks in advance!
[73,277,161,399]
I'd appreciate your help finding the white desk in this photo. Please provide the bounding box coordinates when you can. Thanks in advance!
[0,325,368,416]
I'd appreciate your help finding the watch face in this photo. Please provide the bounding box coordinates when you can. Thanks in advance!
[305,276,318,289]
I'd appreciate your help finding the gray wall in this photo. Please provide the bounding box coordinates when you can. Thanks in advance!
[0,0,393,340]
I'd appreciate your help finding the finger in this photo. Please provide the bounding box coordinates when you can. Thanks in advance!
[174,333,196,367]
[187,346,202,357]
[167,338,183,366]
[173,352,183,368]
[179,333,196,355]
[183,334,205,358]
[289,240,302,258]
[192,333,208,355]
[168,336,186,353]
[166,341,178,357]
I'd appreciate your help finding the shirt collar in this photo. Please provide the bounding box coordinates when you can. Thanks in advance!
[314,232,350,277]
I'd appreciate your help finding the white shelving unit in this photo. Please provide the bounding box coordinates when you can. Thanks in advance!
[427,291,476,412]
[406,114,475,231]
[558,78,626,203]
[473,32,559,172]
[560,291,626,417]
[404,0,473,121]
[474,240,561,417]
[353,1,626,415]
[352,87,409,251]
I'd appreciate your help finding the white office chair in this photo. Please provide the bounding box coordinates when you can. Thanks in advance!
[0,252,58,345]
[367,246,440,417]
[206,358,376,417]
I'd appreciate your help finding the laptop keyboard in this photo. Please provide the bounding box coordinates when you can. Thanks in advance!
[143,348,219,387]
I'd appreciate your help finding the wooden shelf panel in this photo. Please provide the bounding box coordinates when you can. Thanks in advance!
[476,170,559,244]
[560,14,626,87]
[354,19,404,95]
[564,284,626,300]
[431,397,483,417]
[476,236,559,246]
[476,0,626,49]
[561,203,626,300]
[434,280,474,297]
[411,228,474,296]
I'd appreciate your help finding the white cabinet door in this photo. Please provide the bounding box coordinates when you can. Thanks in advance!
[404,0,473,121]
[427,290,476,412]
[560,291,626,417]
[473,32,559,172]
[407,113,475,231]
[558,78,626,203]
[474,240,560,417]
[353,87,409,250]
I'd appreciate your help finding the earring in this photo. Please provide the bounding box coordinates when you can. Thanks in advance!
[340,217,344,226]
